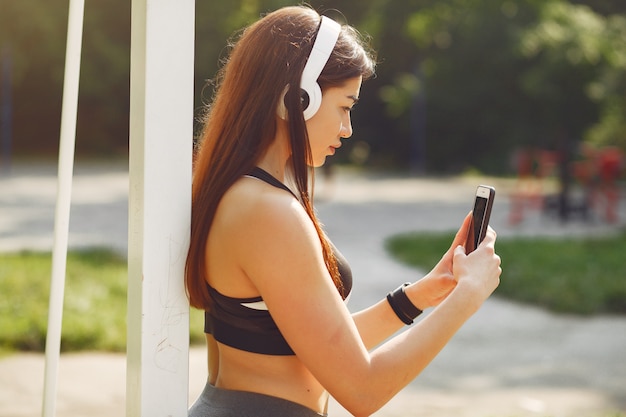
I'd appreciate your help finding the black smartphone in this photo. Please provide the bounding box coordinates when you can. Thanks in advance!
[465,185,496,254]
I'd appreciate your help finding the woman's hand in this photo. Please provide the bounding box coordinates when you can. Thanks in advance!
[452,225,501,307]
[406,212,474,310]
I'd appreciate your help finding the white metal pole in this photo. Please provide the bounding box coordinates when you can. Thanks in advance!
[127,0,194,416]
[42,0,85,416]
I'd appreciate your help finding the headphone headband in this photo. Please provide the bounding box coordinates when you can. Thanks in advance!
[301,16,341,93]
[300,16,341,120]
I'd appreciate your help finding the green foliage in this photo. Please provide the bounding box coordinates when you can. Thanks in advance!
[386,231,626,315]
[2,0,626,173]
[0,249,205,353]
[518,2,626,148]
[376,0,626,172]
[0,0,130,155]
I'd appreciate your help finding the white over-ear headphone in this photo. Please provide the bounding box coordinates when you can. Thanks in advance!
[277,16,341,121]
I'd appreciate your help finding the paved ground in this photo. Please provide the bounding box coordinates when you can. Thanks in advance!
[1,160,625,417]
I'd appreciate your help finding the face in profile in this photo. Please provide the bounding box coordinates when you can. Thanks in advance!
[305,76,362,167]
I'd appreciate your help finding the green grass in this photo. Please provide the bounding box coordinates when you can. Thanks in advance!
[2,233,625,354]
[0,249,205,353]
[386,231,626,315]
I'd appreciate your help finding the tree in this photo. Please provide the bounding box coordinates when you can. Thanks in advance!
[370,0,625,173]
[0,0,130,156]
[1,0,625,175]
[0,0,69,155]
[517,2,626,219]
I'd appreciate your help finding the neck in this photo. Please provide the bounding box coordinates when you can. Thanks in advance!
[256,119,291,181]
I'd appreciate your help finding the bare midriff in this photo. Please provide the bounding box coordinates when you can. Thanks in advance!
[209,337,328,413]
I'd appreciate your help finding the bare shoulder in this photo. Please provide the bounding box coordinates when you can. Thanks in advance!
[208,176,322,293]
[216,176,312,237]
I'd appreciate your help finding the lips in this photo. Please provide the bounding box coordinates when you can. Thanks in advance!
[327,141,342,156]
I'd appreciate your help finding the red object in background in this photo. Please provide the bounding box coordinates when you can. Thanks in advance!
[510,146,623,224]
[597,147,623,223]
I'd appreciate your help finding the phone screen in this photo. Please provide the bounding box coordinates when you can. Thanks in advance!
[471,196,488,248]
[466,186,495,254]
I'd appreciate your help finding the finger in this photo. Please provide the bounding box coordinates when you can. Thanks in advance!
[453,244,466,260]
[450,212,472,250]
[480,227,498,248]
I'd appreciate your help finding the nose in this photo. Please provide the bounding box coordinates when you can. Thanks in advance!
[340,121,353,139]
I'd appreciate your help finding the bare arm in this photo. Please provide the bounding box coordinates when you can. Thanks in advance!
[236,195,500,417]
[352,213,471,350]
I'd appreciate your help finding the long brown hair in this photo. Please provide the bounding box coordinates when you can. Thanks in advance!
[186,6,376,309]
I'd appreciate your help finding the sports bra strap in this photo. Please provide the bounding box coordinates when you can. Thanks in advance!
[247,167,298,199]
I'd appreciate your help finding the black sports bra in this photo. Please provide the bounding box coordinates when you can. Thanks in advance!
[204,167,353,355]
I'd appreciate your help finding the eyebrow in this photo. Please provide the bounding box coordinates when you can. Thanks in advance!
[348,95,360,105]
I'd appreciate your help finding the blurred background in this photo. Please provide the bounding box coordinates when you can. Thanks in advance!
[1,0,625,176]
[1,1,626,416]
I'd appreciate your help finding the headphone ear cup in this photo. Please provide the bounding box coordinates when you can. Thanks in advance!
[299,88,310,113]
[279,82,322,121]
[301,81,322,120]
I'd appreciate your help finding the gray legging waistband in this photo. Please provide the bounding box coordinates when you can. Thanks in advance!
[188,382,327,417]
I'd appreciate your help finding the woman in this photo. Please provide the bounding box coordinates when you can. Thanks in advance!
[186,6,501,417]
